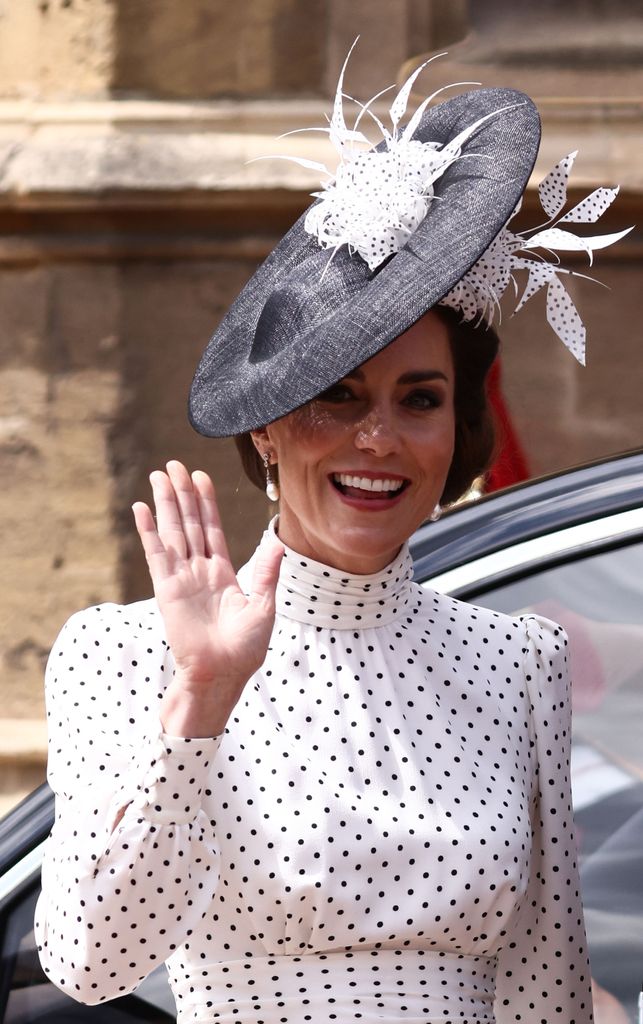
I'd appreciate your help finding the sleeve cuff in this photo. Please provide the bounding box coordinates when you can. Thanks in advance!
[131,731,222,825]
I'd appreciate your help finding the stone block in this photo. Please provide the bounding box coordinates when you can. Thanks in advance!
[0,267,50,368]
[0,0,115,100]
[0,718,47,816]
[0,356,122,720]
[112,258,271,601]
[113,0,326,99]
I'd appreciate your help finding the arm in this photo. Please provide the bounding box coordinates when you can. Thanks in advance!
[34,605,222,1005]
[494,615,594,1024]
[35,462,283,1004]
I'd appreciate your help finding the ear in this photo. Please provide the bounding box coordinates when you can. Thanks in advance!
[250,427,273,461]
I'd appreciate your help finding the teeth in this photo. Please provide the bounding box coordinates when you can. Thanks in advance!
[333,473,405,493]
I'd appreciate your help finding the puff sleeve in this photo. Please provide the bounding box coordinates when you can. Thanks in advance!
[34,603,222,1005]
[494,615,594,1023]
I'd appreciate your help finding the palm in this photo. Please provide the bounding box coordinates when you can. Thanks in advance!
[153,550,275,684]
[133,461,283,693]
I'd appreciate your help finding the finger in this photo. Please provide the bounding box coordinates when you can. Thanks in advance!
[165,460,206,558]
[248,532,284,615]
[132,502,172,581]
[192,470,232,563]
[150,469,188,560]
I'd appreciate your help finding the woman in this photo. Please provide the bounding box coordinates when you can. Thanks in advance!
[35,56,625,1023]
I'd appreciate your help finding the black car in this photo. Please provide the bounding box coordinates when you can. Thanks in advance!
[2,450,642,1022]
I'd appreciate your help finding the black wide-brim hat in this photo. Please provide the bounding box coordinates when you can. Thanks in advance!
[189,87,540,438]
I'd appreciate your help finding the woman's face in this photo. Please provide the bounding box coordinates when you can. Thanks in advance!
[252,310,455,574]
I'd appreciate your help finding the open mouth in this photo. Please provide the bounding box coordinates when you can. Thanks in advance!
[331,473,410,500]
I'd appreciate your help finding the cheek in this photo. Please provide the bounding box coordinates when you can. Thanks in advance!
[268,404,345,461]
[415,413,455,459]
[287,403,345,437]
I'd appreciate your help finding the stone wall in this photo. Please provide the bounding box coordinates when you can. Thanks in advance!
[0,0,641,813]
[0,0,115,99]
[0,263,123,720]
[0,0,468,101]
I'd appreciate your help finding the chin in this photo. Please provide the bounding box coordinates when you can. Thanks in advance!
[327,526,408,573]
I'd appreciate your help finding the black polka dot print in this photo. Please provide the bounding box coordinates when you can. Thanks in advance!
[35,538,593,1022]
[538,152,577,219]
[306,140,458,273]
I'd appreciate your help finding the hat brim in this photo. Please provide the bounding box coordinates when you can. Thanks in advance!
[189,86,540,437]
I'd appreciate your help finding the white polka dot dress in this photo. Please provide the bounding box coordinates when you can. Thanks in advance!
[35,538,593,1023]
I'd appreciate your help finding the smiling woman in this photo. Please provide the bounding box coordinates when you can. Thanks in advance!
[235,305,499,525]
[250,314,455,573]
[237,308,497,574]
[33,46,628,1024]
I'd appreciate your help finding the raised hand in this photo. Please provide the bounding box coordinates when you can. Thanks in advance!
[133,461,283,737]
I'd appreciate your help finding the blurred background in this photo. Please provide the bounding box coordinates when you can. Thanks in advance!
[0,0,641,811]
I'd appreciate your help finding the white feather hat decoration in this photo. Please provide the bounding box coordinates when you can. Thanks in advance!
[268,39,514,272]
[440,152,632,365]
[276,42,632,366]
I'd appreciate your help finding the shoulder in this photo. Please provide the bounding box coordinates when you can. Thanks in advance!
[519,612,571,711]
[46,598,172,712]
[413,583,569,696]
[44,600,173,787]
[520,612,569,662]
[52,598,166,655]
[411,580,537,648]
[60,596,163,633]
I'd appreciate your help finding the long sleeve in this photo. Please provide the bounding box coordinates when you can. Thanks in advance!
[494,615,594,1023]
[34,602,222,1005]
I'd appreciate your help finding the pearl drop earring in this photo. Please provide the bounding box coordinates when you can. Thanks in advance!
[262,452,280,502]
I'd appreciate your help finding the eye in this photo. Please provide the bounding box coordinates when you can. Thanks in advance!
[403,389,442,410]
[316,382,355,403]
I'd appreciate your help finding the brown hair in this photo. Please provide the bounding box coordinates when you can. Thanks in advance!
[435,306,499,504]
[234,307,500,506]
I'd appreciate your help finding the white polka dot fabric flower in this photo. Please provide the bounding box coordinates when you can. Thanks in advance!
[266,40,507,273]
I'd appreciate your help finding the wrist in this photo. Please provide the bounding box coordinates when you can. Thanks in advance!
[159,672,245,738]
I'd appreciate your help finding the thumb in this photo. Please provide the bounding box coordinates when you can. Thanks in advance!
[249,532,284,613]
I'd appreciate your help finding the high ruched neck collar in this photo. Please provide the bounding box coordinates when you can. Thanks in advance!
[270,525,414,630]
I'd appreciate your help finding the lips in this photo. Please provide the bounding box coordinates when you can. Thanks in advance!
[331,472,410,501]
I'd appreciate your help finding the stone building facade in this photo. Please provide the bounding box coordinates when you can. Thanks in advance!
[0,0,641,811]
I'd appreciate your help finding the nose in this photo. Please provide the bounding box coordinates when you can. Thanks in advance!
[353,405,399,456]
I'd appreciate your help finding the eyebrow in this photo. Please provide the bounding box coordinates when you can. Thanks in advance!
[344,368,450,384]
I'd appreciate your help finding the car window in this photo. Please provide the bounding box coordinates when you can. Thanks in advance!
[461,540,643,781]
[458,538,643,1022]
[0,878,175,1022]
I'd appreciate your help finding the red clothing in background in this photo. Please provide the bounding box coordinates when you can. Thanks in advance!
[486,359,530,492]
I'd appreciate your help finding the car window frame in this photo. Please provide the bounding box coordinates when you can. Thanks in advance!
[419,508,643,599]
